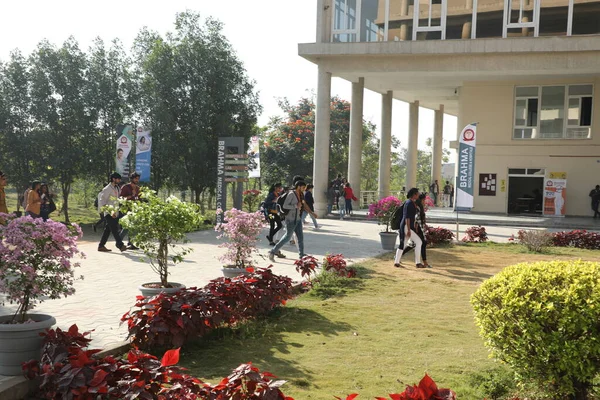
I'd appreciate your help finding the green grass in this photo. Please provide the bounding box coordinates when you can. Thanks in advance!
[176,245,600,399]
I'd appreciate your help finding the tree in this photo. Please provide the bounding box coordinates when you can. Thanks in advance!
[29,38,95,223]
[133,11,261,202]
[262,96,376,186]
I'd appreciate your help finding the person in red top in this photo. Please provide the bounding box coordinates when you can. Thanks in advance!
[343,183,358,216]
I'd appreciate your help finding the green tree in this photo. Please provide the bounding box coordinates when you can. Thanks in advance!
[29,38,94,223]
[133,11,261,201]
[262,96,376,185]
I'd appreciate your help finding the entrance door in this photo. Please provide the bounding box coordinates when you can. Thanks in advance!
[507,168,545,214]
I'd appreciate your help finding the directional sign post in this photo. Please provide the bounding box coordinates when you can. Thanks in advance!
[216,137,249,223]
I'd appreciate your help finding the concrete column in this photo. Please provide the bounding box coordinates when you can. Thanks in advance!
[313,66,332,218]
[432,105,444,205]
[348,78,364,210]
[378,91,393,199]
[400,0,409,40]
[406,101,419,190]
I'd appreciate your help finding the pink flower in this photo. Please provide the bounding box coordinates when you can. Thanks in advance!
[215,208,265,268]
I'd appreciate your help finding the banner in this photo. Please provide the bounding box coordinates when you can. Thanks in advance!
[456,123,477,210]
[248,136,261,178]
[115,125,134,178]
[135,128,152,182]
[543,178,567,217]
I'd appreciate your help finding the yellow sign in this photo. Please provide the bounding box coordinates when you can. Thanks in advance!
[500,179,506,192]
[549,172,567,179]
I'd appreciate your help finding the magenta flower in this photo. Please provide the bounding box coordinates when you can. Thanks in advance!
[367,196,402,232]
[215,208,265,268]
[0,214,84,323]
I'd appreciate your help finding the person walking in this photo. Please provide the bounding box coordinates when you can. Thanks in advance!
[590,185,600,218]
[429,180,440,206]
[119,172,141,249]
[326,181,335,216]
[302,184,320,229]
[268,180,317,262]
[0,171,8,215]
[97,172,127,252]
[39,183,56,221]
[449,183,454,208]
[264,183,284,245]
[394,193,431,268]
[393,188,424,268]
[342,182,358,216]
[25,181,42,218]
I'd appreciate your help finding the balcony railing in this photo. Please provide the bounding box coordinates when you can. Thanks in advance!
[329,0,600,43]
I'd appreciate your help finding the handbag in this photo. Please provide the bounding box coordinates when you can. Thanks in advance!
[48,199,57,214]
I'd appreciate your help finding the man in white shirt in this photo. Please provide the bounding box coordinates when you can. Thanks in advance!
[97,172,127,252]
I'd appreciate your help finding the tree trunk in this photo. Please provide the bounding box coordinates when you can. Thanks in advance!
[158,239,168,287]
[572,381,588,400]
[200,191,205,214]
[61,182,71,224]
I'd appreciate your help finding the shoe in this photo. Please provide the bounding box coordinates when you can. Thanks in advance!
[275,251,286,258]
[394,263,401,268]
[269,241,276,246]
[118,245,128,252]
[289,240,296,245]
[416,263,426,269]
[98,246,112,252]
[268,252,275,262]
[314,225,320,229]
[127,244,139,250]
[426,264,433,268]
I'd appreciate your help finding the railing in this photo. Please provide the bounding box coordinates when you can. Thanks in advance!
[360,190,405,209]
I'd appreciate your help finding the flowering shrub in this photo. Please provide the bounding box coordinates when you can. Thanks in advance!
[367,196,402,232]
[243,189,262,212]
[551,229,600,250]
[323,254,356,278]
[462,226,488,243]
[425,226,455,245]
[122,268,294,348]
[295,255,319,278]
[119,190,202,288]
[216,208,265,268]
[24,325,289,399]
[0,214,84,323]
[422,195,435,212]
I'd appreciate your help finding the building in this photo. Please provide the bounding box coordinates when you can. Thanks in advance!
[299,0,600,217]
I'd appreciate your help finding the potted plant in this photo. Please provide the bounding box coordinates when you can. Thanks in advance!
[118,190,202,297]
[216,208,265,278]
[0,213,83,375]
[367,196,402,251]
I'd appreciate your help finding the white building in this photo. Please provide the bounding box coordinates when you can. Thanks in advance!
[300,0,600,216]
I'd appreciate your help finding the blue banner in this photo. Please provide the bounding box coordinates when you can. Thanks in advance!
[135,128,152,182]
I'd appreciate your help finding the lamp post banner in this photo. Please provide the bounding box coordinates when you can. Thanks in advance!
[456,123,477,210]
[115,124,134,178]
[135,128,152,182]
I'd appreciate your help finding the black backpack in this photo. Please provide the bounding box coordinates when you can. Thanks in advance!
[390,202,405,231]
[276,191,291,216]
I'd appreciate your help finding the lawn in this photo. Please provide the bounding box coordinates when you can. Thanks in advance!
[178,244,600,399]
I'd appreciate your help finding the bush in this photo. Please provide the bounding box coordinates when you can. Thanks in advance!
[462,226,488,243]
[122,268,294,348]
[517,229,553,252]
[323,254,356,278]
[471,260,600,399]
[425,226,454,245]
[552,229,600,250]
[24,325,289,399]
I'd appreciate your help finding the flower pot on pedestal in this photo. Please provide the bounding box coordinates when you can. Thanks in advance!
[0,314,56,375]
[138,282,186,298]
[379,232,398,251]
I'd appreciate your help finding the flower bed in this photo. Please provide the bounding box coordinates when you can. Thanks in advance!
[425,226,455,245]
[462,226,488,243]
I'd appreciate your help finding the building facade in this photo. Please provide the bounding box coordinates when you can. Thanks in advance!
[299,0,600,217]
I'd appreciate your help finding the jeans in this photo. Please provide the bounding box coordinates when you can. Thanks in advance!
[268,213,283,240]
[327,204,333,215]
[301,211,318,228]
[345,199,353,214]
[270,219,304,258]
[99,215,124,248]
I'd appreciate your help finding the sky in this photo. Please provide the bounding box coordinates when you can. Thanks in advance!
[0,0,457,153]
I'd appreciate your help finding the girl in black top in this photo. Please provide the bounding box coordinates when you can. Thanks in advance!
[264,183,283,245]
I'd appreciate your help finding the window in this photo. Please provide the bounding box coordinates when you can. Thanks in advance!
[513,84,593,140]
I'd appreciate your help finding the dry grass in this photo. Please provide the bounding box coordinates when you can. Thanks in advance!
[176,245,600,399]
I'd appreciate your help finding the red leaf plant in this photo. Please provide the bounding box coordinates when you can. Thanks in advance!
[323,254,357,278]
[295,255,319,278]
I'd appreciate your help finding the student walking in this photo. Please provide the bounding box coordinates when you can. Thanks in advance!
[394,193,431,268]
[342,183,358,216]
[443,181,452,207]
[590,185,600,218]
[394,188,424,268]
[302,184,320,229]
[268,180,317,262]
[39,183,56,221]
[97,172,127,252]
[119,172,141,249]
[264,183,284,245]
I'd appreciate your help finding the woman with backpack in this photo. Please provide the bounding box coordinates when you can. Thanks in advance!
[264,183,284,246]
[394,192,431,268]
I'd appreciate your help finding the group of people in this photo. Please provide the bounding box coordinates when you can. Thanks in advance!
[0,172,59,222]
[96,171,141,253]
[263,176,319,262]
[428,179,454,208]
[393,187,432,269]
[326,174,358,219]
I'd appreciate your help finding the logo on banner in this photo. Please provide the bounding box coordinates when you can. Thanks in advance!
[463,129,475,141]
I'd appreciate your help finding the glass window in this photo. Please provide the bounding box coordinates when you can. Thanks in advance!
[572,0,600,36]
[569,84,593,96]
[516,86,538,97]
[509,168,527,175]
[539,0,569,37]
[540,86,565,139]
[360,0,386,42]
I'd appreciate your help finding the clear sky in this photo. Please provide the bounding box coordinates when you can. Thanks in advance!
[0,0,457,153]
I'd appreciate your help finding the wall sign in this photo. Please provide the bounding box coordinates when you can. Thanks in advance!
[479,174,497,196]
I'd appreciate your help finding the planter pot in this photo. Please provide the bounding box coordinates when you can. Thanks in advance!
[138,282,185,298]
[379,232,398,251]
[0,313,56,376]
[221,267,251,279]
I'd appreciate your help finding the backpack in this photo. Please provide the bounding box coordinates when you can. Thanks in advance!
[444,184,451,195]
[390,201,405,231]
[276,191,291,216]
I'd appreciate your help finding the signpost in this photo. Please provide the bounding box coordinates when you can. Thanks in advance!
[455,123,478,240]
[216,137,248,224]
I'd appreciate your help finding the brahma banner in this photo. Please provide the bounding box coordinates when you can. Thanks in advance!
[135,128,152,182]
[456,123,477,210]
